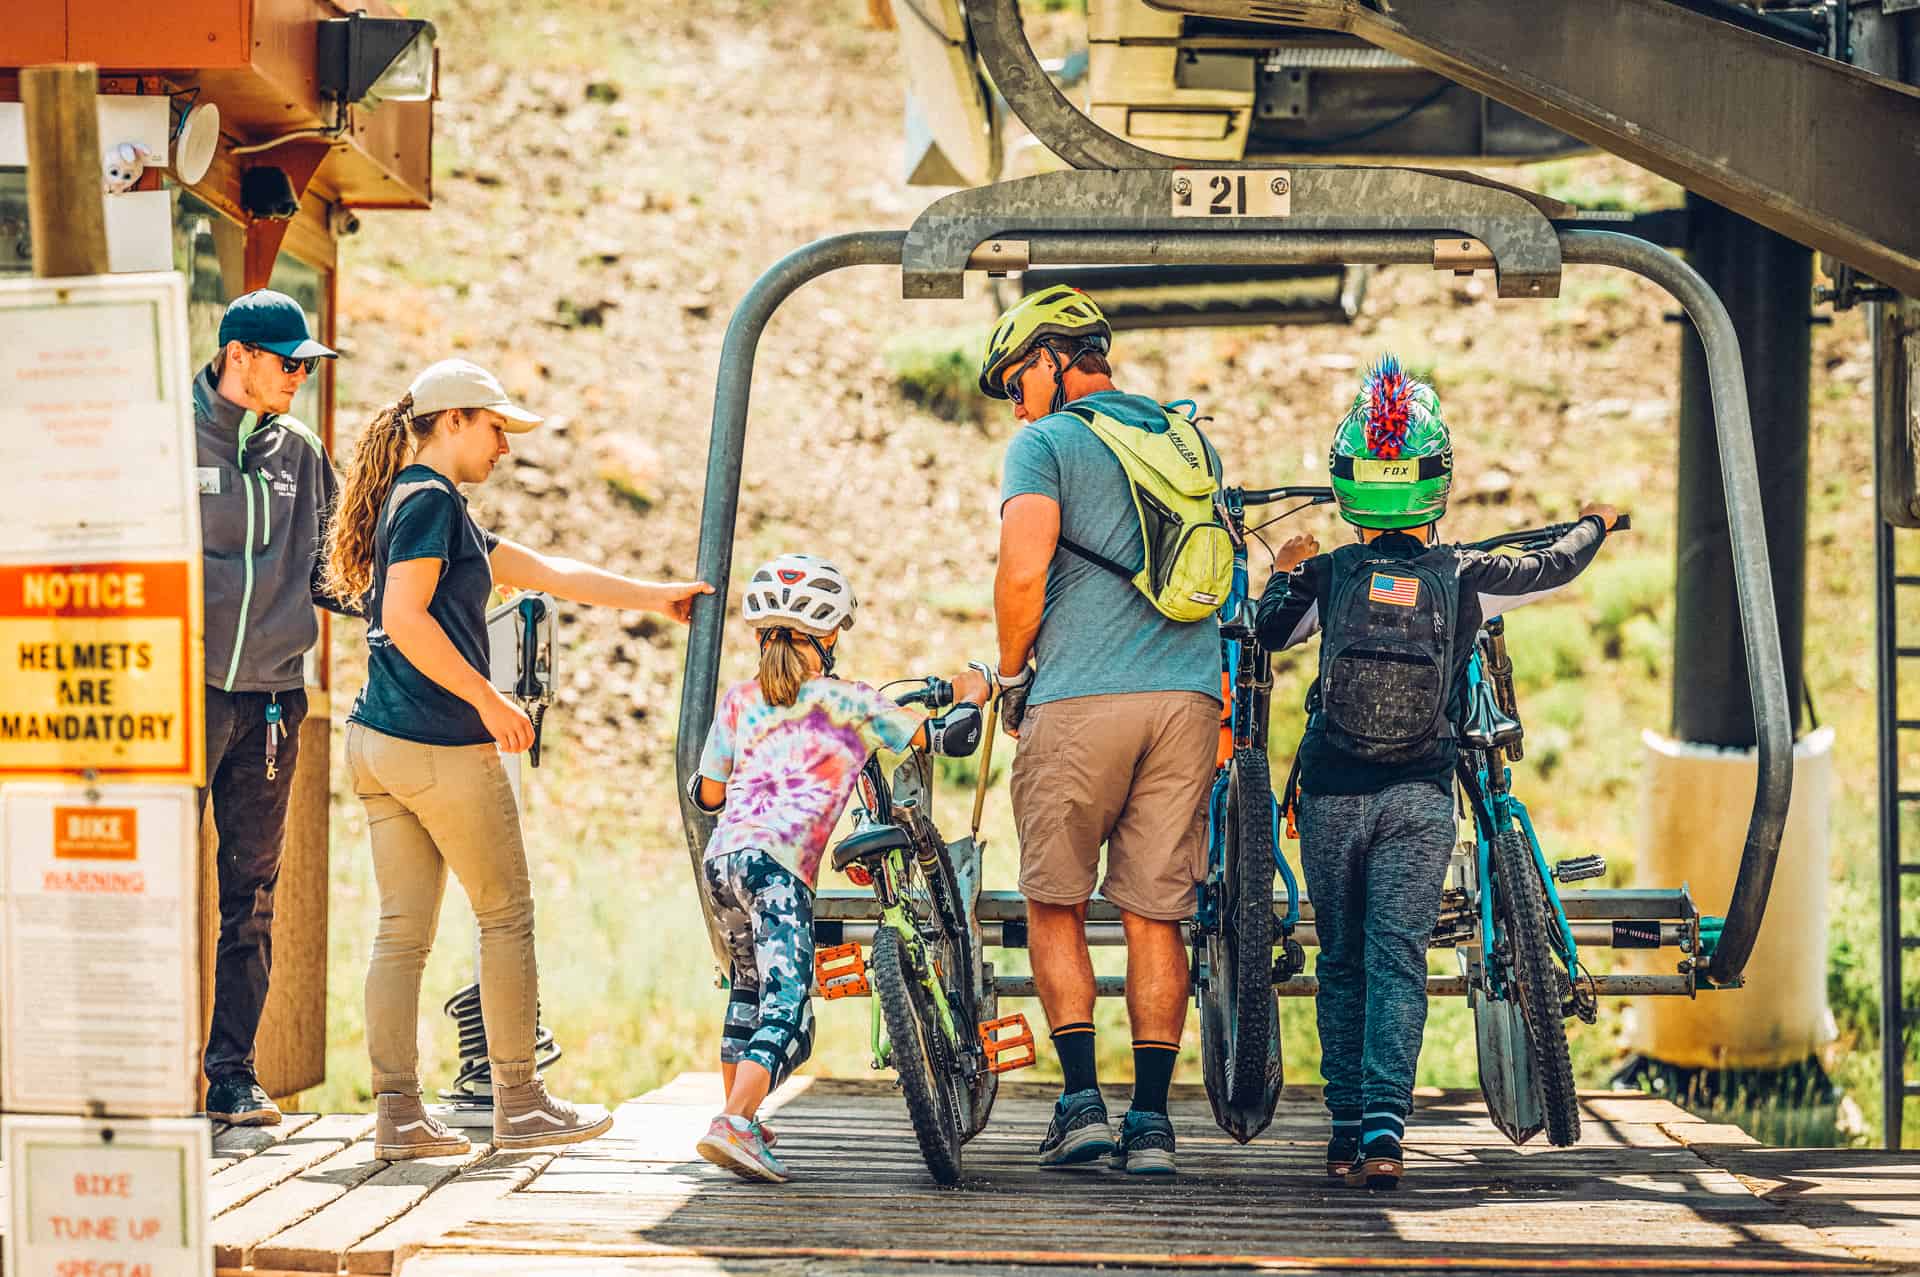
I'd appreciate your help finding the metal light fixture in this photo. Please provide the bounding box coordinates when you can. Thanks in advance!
[316,12,437,106]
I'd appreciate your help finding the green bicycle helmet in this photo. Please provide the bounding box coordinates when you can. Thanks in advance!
[979,285,1112,399]
[1328,355,1453,530]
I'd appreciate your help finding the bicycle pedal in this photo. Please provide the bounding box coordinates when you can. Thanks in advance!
[979,1013,1037,1073]
[1553,854,1607,884]
[814,943,869,1000]
[1272,937,1307,984]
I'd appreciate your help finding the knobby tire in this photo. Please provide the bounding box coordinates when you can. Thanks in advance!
[1224,748,1278,1111]
[1493,827,1580,1147]
[871,926,965,1184]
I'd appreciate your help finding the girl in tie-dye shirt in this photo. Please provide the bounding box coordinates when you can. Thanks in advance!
[687,553,988,1183]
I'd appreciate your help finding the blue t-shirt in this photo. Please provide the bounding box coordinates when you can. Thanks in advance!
[999,390,1223,708]
[348,465,500,746]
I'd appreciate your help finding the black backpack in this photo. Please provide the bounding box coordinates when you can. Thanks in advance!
[1312,543,1460,763]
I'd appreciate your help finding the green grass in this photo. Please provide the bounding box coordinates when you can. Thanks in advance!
[884,326,992,424]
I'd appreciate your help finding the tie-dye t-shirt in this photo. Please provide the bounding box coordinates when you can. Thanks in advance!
[697,677,926,888]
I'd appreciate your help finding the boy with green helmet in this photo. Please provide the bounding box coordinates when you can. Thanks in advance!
[1256,356,1621,1190]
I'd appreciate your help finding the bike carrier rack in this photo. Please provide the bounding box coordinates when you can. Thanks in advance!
[675,165,1793,1142]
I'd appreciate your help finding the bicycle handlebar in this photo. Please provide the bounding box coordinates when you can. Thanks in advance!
[1226,484,1335,508]
[1464,512,1631,553]
[894,677,954,709]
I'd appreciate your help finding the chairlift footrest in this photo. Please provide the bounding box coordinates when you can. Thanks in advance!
[980,1013,1037,1073]
[815,943,870,999]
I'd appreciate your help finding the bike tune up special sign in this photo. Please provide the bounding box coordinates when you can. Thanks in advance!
[0,562,204,784]
[2,1115,210,1277]
[1,785,200,1117]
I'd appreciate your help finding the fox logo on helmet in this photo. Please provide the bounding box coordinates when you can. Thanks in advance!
[776,569,806,584]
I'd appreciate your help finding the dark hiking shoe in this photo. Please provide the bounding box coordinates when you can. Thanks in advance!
[1037,1088,1115,1168]
[1110,1109,1177,1176]
[206,1075,281,1126]
[1327,1131,1361,1179]
[1345,1134,1405,1190]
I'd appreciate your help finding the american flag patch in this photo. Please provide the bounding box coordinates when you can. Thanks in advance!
[1369,573,1419,607]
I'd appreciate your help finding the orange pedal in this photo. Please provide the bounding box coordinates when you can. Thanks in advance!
[815,943,869,999]
[979,1013,1037,1073]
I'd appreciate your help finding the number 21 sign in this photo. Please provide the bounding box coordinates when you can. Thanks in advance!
[1171,169,1292,218]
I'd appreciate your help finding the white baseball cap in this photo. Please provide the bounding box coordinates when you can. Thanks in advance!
[408,358,542,432]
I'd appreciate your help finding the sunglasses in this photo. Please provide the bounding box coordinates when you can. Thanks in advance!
[1001,347,1051,406]
[246,344,322,376]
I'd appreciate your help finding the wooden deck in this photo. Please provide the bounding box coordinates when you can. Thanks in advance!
[5,1075,1918,1274]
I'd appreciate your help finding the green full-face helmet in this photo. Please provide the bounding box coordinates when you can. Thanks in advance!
[1328,355,1452,530]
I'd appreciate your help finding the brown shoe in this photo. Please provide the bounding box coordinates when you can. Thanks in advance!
[375,1093,471,1161]
[493,1078,613,1150]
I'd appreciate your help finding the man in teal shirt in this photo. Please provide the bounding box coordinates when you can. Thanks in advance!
[982,287,1223,1176]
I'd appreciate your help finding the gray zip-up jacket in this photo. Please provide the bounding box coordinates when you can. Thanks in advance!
[195,365,358,693]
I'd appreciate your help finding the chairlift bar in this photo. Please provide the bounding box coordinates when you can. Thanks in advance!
[679,209,1786,989]
[811,888,1699,923]
[978,973,1696,1000]
[814,918,1690,951]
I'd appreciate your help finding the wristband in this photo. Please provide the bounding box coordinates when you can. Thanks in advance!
[991,663,1033,691]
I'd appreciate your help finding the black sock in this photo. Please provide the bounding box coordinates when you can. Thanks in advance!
[1130,1039,1179,1114]
[1050,1022,1097,1094]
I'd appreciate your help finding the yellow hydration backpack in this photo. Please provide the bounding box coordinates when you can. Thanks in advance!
[1056,401,1234,623]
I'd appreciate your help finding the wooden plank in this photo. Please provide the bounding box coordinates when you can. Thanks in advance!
[210,1113,375,1217]
[412,1077,1870,1275]
[210,1112,322,1173]
[251,1143,489,1272]
[209,1134,384,1269]
[345,1150,555,1275]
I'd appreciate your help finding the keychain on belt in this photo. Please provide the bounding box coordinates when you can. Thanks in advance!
[265,695,284,780]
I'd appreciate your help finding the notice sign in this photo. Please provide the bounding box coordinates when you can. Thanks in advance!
[0,561,203,784]
[1,785,199,1117]
[3,1115,210,1277]
[0,272,199,563]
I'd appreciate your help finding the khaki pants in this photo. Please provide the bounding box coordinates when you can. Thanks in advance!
[346,723,538,1094]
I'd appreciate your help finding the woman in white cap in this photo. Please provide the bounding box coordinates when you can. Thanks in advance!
[324,358,709,1159]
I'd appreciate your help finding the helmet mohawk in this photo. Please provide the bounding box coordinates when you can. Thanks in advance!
[1362,355,1415,459]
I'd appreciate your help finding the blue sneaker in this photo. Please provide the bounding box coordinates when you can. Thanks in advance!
[1110,1109,1177,1175]
[1037,1088,1115,1168]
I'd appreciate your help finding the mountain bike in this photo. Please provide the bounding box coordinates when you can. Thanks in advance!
[822,676,1032,1185]
[1194,484,1319,1142]
[1450,516,1628,1147]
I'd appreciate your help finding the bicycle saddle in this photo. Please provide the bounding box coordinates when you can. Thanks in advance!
[1459,689,1524,751]
[832,823,911,873]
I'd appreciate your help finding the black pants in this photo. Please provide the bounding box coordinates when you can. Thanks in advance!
[200,685,307,1082]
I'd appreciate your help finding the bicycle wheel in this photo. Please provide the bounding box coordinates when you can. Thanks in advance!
[912,818,996,1141]
[1200,748,1281,1139]
[870,926,966,1184]
[1492,826,1580,1146]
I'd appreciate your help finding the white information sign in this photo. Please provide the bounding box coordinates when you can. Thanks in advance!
[0,273,199,563]
[1,784,199,1116]
[3,1115,210,1277]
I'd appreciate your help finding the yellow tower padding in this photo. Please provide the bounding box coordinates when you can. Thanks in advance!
[1624,727,1836,1069]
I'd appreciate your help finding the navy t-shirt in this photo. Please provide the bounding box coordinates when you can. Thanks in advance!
[348,465,500,746]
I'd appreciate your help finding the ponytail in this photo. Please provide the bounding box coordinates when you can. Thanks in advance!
[757,628,813,707]
[323,394,438,610]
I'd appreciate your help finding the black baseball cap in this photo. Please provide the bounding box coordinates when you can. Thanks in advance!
[217,290,338,360]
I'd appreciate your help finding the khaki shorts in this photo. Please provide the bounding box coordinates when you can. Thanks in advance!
[1010,690,1218,921]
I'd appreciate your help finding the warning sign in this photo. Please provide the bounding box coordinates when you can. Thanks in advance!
[0,561,203,784]
[2,785,200,1117]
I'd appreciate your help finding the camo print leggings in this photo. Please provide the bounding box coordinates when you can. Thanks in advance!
[704,848,816,1086]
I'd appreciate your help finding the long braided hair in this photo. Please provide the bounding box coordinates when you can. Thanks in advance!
[323,394,446,610]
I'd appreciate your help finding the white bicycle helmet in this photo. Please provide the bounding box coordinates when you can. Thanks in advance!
[741,553,858,634]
